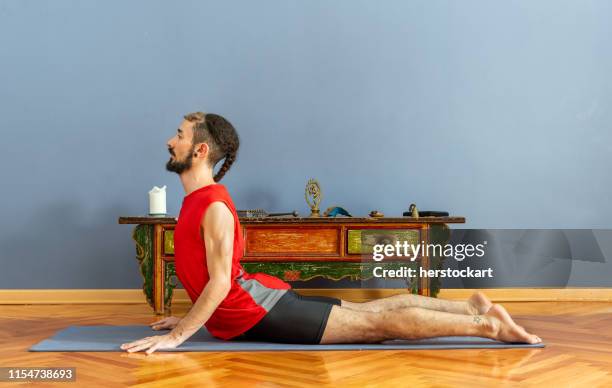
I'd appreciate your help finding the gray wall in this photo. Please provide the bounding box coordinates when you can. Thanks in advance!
[1,0,611,288]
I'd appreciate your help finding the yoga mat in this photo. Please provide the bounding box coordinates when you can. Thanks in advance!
[30,325,545,352]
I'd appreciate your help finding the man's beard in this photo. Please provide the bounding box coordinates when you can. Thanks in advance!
[165,148,195,174]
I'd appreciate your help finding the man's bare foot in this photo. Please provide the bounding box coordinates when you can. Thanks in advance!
[467,291,493,315]
[484,304,541,344]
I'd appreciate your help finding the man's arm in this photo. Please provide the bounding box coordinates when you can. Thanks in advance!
[169,202,234,341]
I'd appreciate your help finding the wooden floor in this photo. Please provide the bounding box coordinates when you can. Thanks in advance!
[1,301,611,387]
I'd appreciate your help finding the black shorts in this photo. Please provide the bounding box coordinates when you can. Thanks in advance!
[241,289,341,344]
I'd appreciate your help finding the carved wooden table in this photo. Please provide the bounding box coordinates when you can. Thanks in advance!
[118,216,465,314]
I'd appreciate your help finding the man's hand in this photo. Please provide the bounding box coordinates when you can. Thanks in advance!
[120,333,184,355]
[150,316,181,330]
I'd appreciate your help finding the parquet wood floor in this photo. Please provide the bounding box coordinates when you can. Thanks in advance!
[1,301,611,387]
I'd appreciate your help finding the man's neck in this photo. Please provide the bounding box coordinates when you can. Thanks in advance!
[179,168,216,196]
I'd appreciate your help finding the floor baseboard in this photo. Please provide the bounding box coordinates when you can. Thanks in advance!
[1,288,611,304]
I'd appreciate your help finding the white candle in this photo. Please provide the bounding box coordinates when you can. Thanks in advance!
[148,185,167,216]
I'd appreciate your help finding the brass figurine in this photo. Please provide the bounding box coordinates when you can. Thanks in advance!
[305,178,322,217]
[409,203,420,219]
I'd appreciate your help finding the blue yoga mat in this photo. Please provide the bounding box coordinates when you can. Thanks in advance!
[29,325,544,352]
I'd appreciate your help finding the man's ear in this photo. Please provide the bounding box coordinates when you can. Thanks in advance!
[193,142,210,159]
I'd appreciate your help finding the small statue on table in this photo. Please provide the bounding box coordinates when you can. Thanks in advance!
[305,178,322,217]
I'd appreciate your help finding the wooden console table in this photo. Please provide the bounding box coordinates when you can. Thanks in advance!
[118,216,465,314]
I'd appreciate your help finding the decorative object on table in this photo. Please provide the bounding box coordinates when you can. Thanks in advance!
[304,178,322,217]
[323,206,352,217]
[237,209,299,218]
[368,210,384,218]
[402,210,450,217]
[148,185,167,216]
[407,203,420,219]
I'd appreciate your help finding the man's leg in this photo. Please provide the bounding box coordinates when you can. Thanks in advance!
[320,303,541,344]
[339,291,493,315]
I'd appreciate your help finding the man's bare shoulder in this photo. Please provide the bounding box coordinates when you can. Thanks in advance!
[201,201,233,238]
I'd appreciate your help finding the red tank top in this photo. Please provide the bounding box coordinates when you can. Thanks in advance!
[174,183,291,340]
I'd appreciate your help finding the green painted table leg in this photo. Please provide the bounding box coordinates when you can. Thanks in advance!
[132,225,155,309]
[164,262,178,310]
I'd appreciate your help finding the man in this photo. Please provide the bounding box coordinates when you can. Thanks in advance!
[121,112,541,355]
